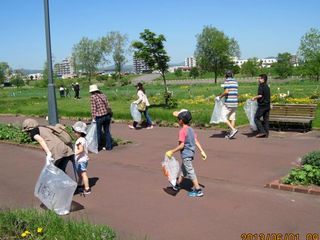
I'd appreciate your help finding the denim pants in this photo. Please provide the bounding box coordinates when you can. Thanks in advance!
[133,107,152,128]
[96,114,113,150]
[254,106,270,135]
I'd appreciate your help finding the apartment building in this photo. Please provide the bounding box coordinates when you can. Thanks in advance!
[133,56,150,73]
[54,57,75,78]
[185,56,196,68]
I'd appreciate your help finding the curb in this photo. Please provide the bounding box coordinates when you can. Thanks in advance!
[265,179,320,195]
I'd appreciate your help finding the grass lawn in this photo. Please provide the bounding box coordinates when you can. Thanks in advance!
[0,79,319,128]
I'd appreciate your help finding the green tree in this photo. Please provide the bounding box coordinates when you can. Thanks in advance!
[189,67,199,79]
[101,32,130,79]
[195,26,240,83]
[298,28,320,81]
[10,75,25,87]
[132,29,170,103]
[72,37,103,83]
[0,62,10,84]
[174,68,183,77]
[273,52,293,78]
[240,58,261,77]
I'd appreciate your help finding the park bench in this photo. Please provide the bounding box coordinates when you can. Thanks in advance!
[269,104,317,132]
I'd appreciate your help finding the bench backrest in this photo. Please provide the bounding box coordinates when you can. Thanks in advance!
[270,104,317,118]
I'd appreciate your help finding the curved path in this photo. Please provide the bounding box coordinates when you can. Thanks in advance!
[0,115,319,240]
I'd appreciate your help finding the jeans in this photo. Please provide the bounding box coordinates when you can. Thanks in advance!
[254,106,270,135]
[96,114,113,150]
[133,107,152,128]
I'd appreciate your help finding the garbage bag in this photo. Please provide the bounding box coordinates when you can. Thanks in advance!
[161,155,180,186]
[86,122,98,154]
[130,102,142,122]
[244,99,258,131]
[34,163,77,215]
[210,99,227,124]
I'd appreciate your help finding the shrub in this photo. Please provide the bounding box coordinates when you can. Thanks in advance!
[282,164,320,186]
[301,151,320,167]
[0,123,33,144]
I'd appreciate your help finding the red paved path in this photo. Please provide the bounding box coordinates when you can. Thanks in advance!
[0,116,319,240]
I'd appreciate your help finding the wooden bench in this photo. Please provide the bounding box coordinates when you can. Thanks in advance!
[269,104,317,132]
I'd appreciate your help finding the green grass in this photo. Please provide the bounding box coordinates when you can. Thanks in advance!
[0,79,319,128]
[0,208,116,239]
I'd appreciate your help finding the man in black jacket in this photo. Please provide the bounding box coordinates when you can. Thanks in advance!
[251,74,271,138]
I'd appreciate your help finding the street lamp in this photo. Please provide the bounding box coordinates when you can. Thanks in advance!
[44,0,58,125]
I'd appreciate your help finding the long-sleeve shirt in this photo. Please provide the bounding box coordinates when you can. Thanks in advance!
[90,93,110,119]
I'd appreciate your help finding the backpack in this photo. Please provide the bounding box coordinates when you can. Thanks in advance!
[43,124,73,146]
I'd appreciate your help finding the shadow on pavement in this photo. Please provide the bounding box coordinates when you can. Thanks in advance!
[242,131,257,138]
[209,131,228,138]
[40,201,84,213]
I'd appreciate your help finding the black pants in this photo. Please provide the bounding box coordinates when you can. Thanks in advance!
[254,106,270,135]
[55,155,78,183]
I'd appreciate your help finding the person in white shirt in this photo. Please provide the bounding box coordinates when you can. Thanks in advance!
[129,82,153,129]
[72,121,91,195]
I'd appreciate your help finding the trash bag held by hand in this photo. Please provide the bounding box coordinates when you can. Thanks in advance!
[130,102,142,122]
[161,155,180,186]
[34,162,77,215]
[243,99,258,131]
[86,122,98,154]
[210,98,227,124]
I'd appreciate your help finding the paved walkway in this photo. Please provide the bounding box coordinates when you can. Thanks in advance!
[0,116,319,240]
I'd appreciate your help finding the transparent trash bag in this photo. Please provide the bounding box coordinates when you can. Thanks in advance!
[161,155,180,186]
[130,102,142,122]
[86,121,98,154]
[210,99,227,124]
[243,99,258,131]
[34,162,77,215]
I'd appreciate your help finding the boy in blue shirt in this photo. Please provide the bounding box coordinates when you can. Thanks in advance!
[166,109,207,197]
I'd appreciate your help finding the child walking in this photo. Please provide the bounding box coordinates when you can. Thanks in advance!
[166,109,207,197]
[72,121,91,195]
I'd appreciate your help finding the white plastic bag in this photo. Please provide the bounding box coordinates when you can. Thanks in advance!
[210,99,227,124]
[243,99,258,131]
[86,122,98,154]
[161,155,180,186]
[34,163,77,215]
[130,102,142,122]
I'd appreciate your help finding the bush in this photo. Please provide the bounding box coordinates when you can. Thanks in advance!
[282,164,320,186]
[0,123,33,144]
[301,151,320,167]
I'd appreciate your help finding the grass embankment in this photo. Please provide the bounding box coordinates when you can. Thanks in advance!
[0,80,319,128]
[0,208,116,239]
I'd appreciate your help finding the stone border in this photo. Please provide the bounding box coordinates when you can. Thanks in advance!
[265,179,320,195]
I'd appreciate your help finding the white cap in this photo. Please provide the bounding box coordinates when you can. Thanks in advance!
[89,84,99,93]
[72,121,87,134]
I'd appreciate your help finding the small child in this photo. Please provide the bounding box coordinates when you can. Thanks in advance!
[166,109,207,197]
[72,121,91,195]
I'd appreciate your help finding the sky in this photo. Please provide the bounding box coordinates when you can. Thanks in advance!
[0,0,319,70]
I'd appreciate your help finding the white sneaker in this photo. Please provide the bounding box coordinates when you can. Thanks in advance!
[128,125,135,129]
[229,129,238,138]
[146,125,153,129]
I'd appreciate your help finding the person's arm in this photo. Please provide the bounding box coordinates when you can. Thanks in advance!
[251,95,262,101]
[33,134,51,155]
[251,85,263,101]
[195,138,207,160]
[90,96,96,119]
[75,141,84,156]
[166,142,184,158]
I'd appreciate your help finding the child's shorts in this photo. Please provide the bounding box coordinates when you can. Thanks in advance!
[76,161,88,173]
[181,157,197,180]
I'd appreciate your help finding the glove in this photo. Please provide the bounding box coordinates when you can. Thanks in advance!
[92,119,96,123]
[166,150,173,158]
[201,151,207,161]
[215,96,220,101]
[46,152,54,165]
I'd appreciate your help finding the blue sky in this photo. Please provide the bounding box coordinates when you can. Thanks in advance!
[0,0,319,70]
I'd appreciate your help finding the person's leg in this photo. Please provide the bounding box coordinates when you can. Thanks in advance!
[95,116,103,150]
[81,171,90,190]
[103,114,113,150]
[254,107,266,135]
[143,107,153,127]
[262,108,270,137]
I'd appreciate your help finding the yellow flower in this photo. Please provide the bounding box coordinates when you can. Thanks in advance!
[21,230,31,237]
[37,227,43,233]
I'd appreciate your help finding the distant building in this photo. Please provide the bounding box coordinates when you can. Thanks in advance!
[133,57,150,73]
[54,57,75,78]
[232,57,248,67]
[290,55,299,67]
[185,56,196,68]
[28,73,43,80]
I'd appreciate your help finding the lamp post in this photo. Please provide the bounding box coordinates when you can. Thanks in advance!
[44,0,58,125]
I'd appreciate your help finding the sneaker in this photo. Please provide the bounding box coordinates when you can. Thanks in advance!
[172,184,181,191]
[228,129,238,138]
[82,188,91,195]
[224,133,230,139]
[188,189,204,197]
[146,125,153,129]
[128,125,135,129]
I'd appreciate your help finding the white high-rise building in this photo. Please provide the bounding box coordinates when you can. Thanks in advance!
[185,56,196,68]
[133,56,150,73]
[54,57,75,78]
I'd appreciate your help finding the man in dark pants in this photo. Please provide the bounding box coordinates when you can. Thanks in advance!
[252,74,271,138]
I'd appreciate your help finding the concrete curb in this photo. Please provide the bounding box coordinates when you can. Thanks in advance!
[265,179,320,195]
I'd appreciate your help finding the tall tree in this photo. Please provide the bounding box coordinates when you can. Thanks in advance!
[0,62,10,84]
[72,37,103,83]
[195,26,240,83]
[101,32,129,79]
[240,58,261,77]
[298,28,320,81]
[132,29,170,103]
[273,52,293,78]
